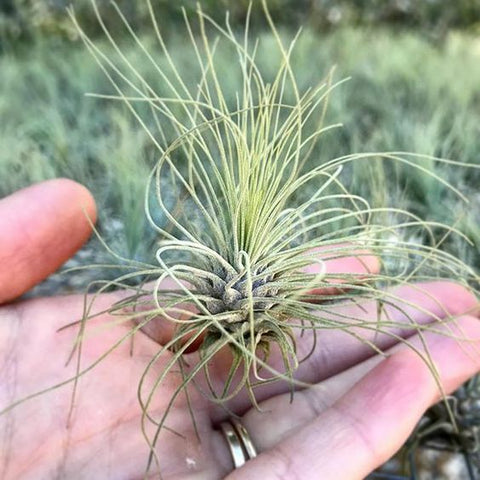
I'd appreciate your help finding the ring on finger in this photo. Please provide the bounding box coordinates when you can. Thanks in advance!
[219,417,257,469]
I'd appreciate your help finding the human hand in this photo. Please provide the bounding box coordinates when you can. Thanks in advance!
[1,180,479,480]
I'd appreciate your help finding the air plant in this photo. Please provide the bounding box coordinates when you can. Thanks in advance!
[3,0,479,477]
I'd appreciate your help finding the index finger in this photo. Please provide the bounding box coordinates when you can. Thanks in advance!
[132,245,380,347]
[303,243,380,296]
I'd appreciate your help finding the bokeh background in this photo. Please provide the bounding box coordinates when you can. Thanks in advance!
[2,0,480,271]
[1,1,480,478]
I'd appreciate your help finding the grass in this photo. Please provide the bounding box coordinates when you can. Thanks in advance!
[1,27,479,273]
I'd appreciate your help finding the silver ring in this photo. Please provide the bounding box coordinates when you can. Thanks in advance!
[219,418,258,469]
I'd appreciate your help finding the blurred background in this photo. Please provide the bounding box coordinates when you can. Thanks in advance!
[1,1,480,477]
[1,0,480,268]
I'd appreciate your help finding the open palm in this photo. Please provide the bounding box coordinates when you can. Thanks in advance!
[1,180,479,480]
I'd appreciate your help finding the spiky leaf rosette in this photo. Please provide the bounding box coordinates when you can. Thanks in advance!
[65,0,479,468]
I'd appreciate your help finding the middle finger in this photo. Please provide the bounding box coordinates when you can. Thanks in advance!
[196,280,477,417]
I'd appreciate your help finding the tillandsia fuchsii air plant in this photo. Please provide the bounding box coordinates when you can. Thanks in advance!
[35,0,479,474]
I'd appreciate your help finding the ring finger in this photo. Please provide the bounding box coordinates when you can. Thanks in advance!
[225,314,480,479]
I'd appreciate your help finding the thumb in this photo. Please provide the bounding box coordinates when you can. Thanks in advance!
[0,179,97,303]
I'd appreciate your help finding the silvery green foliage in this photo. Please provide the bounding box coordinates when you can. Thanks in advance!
[66,0,480,471]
